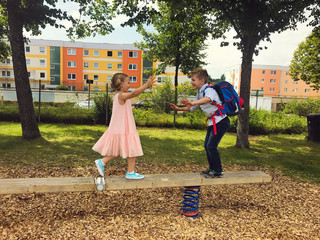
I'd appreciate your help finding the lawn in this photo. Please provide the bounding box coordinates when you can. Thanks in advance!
[0,121,319,183]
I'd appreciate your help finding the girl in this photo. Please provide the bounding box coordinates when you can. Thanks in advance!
[93,73,156,179]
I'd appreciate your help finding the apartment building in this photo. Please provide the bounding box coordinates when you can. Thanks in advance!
[226,64,320,98]
[0,39,189,92]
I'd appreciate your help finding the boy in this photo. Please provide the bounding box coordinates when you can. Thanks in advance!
[169,68,230,178]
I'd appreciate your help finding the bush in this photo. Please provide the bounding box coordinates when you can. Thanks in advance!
[282,98,320,116]
[55,85,69,91]
[92,93,113,124]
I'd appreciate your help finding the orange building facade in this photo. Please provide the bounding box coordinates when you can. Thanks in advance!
[226,64,320,98]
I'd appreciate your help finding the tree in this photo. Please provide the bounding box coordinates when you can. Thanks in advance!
[289,29,320,90]
[135,1,211,125]
[0,0,113,139]
[113,0,316,148]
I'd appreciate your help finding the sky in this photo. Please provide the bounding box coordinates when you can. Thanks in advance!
[27,2,314,78]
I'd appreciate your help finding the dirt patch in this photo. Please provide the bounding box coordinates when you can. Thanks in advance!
[0,164,319,239]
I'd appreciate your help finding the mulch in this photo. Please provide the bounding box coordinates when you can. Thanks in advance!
[0,164,319,240]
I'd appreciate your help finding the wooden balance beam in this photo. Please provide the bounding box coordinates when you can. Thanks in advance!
[0,171,271,195]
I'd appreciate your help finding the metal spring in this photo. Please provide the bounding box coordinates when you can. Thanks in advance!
[181,186,200,218]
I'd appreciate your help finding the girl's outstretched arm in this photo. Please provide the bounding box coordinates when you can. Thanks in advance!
[119,76,156,102]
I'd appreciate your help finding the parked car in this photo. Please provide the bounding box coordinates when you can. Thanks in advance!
[132,100,154,109]
[74,99,96,108]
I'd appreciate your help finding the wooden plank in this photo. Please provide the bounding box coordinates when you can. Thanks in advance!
[0,171,272,195]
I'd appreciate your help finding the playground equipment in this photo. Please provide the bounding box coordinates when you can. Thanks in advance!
[0,171,272,217]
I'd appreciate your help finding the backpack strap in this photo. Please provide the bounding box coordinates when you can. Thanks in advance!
[206,114,217,135]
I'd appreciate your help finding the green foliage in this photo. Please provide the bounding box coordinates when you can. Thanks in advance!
[92,93,113,124]
[151,78,175,113]
[289,29,320,90]
[55,85,69,91]
[281,98,320,116]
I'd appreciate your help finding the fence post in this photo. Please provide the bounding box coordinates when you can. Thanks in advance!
[38,79,41,122]
[106,83,109,126]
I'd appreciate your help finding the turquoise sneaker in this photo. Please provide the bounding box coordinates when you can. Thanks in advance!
[125,172,144,180]
[95,159,104,177]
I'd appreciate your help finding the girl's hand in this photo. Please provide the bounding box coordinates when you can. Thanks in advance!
[181,99,193,107]
[146,75,157,87]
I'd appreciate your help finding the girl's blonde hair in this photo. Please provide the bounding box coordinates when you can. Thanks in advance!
[111,73,129,92]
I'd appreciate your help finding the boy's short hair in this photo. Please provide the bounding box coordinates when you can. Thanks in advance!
[190,68,209,83]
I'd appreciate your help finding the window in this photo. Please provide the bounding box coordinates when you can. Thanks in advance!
[26,46,30,52]
[107,75,112,82]
[6,58,10,64]
[286,72,289,75]
[129,51,138,58]
[118,51,123,57]
[262,70,265,74]
[50,65,55,69]
[293,81,298,84]
[261,79,264,83]
[130,76,137,82]
[50,46,55,51]
[129,64,137,70]
[50,77,55,81]
[40,60,45,66]
[26,59,30,65]
[1,71,5,76]
[84,74,88,80]
[293,88,298,93]
[94,62,99,69]
[107,63,112,69]
[284,88,288,92]
[117,64,122,70]
[271,70,276,75]
[67,49,76,55]
[261,87,264,91]
[67,61,76,68]
[93,75,99,81]
[94,50,99,56]
[269,87,275,92]
[107,51,113,57]
[84,50,89,56]
[6,71,10,76]
[67,73,76,80]
[270,79,276,83]
[158,77,163,83]
[285,80,288,84]
[305,89,310,93]
[84,62,89,68]
[40,72,45,78]
[40,47,45,53]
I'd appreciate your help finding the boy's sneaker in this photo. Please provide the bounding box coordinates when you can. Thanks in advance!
[95,159,104,177]
[200,168,212,175]
[125,172,144,180]
[205,170,223,178]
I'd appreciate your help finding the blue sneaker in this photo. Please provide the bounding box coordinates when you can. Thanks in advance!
[95,159,104,177]
[125,172,144,180]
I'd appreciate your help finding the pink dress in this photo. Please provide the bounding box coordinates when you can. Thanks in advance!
[92,93,143,158]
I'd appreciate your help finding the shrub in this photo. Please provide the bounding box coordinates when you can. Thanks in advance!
[282,98,320,116]
[55,85,69,91]
[92,93,113,124]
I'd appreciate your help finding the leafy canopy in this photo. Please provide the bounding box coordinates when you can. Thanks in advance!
[289,29,320,90]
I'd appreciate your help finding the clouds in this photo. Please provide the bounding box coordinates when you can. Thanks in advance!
[204,21,313,78]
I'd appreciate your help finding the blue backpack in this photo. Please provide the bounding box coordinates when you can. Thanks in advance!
[203,81,244,134]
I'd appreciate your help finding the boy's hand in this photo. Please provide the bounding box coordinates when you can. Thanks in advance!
[169,103,179,111]
[181,99,193,107]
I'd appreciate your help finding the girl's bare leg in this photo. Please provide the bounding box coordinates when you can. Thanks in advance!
[127,157,136,173]
[101,156,117,165]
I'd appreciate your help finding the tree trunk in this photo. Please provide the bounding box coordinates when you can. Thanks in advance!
[7,0,41,139]
[236,37,255,149]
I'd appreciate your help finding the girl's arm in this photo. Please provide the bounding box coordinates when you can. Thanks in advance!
[119,76,157,102]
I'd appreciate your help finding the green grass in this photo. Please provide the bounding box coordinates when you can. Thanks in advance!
[0,122,319,183]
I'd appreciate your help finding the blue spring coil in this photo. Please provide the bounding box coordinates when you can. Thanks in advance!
[181,186,200,218]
